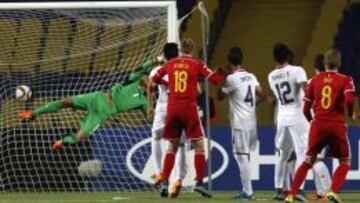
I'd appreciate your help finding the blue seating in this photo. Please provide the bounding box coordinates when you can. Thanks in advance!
[335,3,360,94]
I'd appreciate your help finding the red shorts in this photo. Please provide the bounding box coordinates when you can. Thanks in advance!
[162,102,204,140]
[307,119,350,159]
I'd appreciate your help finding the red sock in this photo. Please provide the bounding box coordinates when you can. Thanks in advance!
[194,151,206,181]
[162,150,176,180]
[290,162,311,196]
[331,163,350,193]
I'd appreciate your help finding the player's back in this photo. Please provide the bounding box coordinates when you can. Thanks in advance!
[164,55,205,104]
[268,65,308,125]
[307,71,354,122]
[225,70,259,128]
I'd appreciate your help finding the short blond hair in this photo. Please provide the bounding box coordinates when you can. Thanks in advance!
[324,49,341,70]
[181,38,195,54]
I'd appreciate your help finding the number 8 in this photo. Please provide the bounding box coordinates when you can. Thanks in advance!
[321,85,332,109]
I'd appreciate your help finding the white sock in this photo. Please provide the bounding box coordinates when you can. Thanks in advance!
[234,153,253,195]
[151,138,162,174]
[313,161,331,195]
[275,150,291,189]
[175,144,186,180]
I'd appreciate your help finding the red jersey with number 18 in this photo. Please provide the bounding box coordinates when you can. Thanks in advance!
[304,71,355,122]
[152,55,222,104]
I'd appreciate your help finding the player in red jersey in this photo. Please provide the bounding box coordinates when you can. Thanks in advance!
[151,40,224,198]
[285,49,356,203]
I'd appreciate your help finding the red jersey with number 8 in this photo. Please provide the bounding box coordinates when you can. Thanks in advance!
[304,71,355,122]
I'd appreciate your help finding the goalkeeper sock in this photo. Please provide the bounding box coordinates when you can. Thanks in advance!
[33,101,63,117]
[61,134,78,145]
[331,163,350,193]
[194,151,205,182]
[162,150,176,180]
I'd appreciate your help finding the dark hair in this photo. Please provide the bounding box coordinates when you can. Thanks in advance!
[228,47,243,65]
[163,43,179,60]
[181,38,195,54]
[273,43,289,64]
[288,49,294,65]
[313,53,325,72]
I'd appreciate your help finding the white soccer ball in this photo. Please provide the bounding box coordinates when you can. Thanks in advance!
[15,85,32,101]
[77,159,103,177]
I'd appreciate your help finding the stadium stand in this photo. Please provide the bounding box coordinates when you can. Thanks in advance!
[335,2,360,95]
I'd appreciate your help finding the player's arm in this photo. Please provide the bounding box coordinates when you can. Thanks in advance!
[151,65,168,86]
[255,85,266,105]
[344,77,356,120]
[217,75,232,101]
[303,79,314,122]
[199,62,225,85]
[129,58,162,82]
[296,67,308,91]
[146,78,155,120]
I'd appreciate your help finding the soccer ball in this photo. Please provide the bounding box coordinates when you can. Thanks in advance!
[15,85,32,101]
[77,159,103,177]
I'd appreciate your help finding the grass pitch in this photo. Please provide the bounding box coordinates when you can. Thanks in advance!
[0,191,359,203]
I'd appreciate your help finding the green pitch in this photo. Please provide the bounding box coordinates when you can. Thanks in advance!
[0,191,359,203]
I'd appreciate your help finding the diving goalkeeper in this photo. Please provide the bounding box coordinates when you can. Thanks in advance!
[19,59,161,152]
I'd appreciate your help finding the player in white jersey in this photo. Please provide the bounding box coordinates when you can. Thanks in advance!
[268,43,310,201]
[148,62,186,198]
[218,47,265,200]
[268,44,330,202]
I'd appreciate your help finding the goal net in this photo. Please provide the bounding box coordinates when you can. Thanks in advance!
[0,1,177,192]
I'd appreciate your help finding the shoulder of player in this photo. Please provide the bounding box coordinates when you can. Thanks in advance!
[334,72,353,80]
[178,55,203,64]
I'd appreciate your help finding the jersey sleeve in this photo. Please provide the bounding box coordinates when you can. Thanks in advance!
[253,74,260,86]
[151,65,168,86]
[221,75,235,94]
[295,67,308,84]
[344,76,356,95]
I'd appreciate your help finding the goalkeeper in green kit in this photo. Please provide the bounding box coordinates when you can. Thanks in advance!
[19,59,161,152]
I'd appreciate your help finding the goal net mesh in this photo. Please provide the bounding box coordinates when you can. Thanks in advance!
[0,6,169,192]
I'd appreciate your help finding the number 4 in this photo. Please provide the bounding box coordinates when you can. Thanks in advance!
[244,85,254,107]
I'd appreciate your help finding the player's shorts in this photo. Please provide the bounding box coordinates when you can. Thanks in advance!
[162,102,204,141]
[275,121,309,157]
[231,127,258,154]
[307,119,350,159]
[72,92,115,136]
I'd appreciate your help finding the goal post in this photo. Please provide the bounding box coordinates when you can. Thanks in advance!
[0,1,177,192]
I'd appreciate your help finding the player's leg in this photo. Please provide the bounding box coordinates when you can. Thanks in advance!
[232,128,255,200]
[53,112,102,151]
[327,123,350,203]
[286,120,324,203]
[19,97,73,120]
[175,132,187,181]
[283,155,296,195]
[312,159,331,199]
[274,126,293,200]
[151,128,164,176]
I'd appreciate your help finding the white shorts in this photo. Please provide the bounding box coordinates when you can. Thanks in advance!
[275,122,309,156]
[232,128,258,154]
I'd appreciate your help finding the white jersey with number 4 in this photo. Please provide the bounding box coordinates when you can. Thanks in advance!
[221,69,260,129]
[268,65,308,126]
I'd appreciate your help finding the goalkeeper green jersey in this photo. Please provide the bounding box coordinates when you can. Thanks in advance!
[111,80,148,113]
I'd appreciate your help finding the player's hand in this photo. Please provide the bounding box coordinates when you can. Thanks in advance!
[147,107,154,121]
[156,55,164,64]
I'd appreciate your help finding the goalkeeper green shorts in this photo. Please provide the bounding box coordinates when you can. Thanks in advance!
[71,92,115,136]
